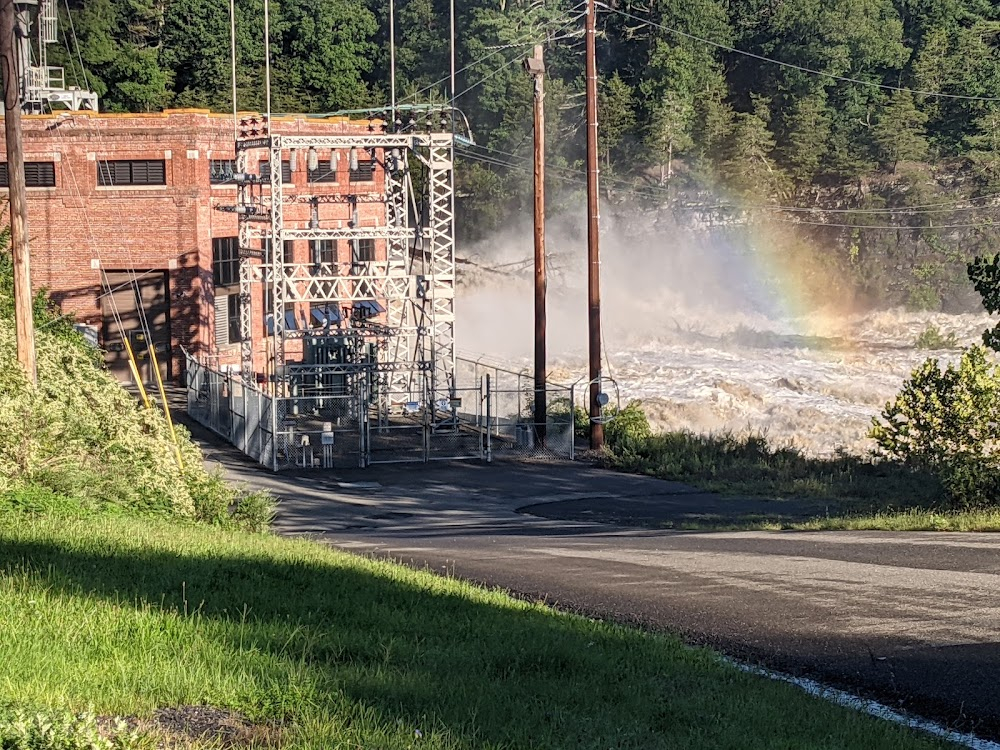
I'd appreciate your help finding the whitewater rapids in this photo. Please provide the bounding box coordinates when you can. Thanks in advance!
[455,224,994,457]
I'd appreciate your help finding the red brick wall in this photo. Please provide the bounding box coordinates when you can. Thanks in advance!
[0,109,387,381]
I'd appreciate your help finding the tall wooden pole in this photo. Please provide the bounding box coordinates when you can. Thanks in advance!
[529,44,546,444]
[0,0,36,384]
[585,0,603,449]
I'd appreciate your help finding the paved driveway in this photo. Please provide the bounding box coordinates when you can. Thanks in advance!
[210,451,1000,740]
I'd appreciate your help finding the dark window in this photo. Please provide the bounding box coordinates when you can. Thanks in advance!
[354,238,376,262]
[349,160,375,182]
[310,239,336,264]
[308,163,338,183]
[210,159,236,184]
[213,236,240,287]
[214,292,242,346]
[262,288,272,336]
[97,159,166,186]
[0,161,57,188]
[261,238,295,265]
[259,159,292,183]
[227,294,242,344]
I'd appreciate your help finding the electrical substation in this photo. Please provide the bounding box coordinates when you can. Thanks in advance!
[193,111,490,469]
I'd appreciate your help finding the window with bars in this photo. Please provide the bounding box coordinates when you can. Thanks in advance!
[349,160,375,182]
[0,161,57,188]
[97,159,166,186]
[354,238,376,263]
[310,239,337,265]
[214,292,242,347]
[212,237,240,287]
[259,160,293,183]
[209,159,236,184]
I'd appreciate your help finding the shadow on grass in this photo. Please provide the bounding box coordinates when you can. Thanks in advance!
[0,522,772,749]
[4,518,1000,746]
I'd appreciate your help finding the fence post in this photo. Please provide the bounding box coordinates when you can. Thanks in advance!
[570,383,576,461]
[485,373,492,462]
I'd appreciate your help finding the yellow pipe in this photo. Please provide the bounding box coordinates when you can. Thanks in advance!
[122,334,151,409]
[146,339,185,471]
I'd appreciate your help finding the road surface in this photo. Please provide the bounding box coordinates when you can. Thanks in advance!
[207,447,1000,740]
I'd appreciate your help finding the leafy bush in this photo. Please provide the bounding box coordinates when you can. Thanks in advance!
[869,345,1000,507]
[232,489,278,533]
[0,706,153,750]
[603,400,652,453]
[913,324,958,350]
[0,246,274,529]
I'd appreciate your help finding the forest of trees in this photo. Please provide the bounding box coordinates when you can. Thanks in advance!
[51,0,1000,309]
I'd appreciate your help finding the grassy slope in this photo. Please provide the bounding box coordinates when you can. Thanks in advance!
[605,430,1000,531]
[0,511,955,750]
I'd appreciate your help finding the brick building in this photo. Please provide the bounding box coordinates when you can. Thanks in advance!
[2,108,387,383]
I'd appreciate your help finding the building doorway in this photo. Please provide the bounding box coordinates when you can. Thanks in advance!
[100,271,171,386]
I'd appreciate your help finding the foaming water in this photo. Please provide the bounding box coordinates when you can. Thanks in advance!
[455,215,993,457]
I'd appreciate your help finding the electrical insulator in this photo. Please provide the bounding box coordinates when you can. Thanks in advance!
[349,146,359,172]
[307,146,319,172]
[329,151,337,172]
[309,198,320,229]
[289,149,298,172]
[391,148,402,172]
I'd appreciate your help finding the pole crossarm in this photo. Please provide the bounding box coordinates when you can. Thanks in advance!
[279,227,416,242]
[272,134,427,150]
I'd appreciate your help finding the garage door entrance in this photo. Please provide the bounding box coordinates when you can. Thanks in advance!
[100,271,171,386]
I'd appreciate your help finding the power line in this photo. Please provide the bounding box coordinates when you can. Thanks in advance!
[767,217,998,230]
[461,141,1000,218]
[401,4,587,105]
[451,12,588,103]
[458,146,1000,229]
[599,3,1000,103]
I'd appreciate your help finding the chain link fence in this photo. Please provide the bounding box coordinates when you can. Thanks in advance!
[185,352,496,469]
[186,353,274,467]
[456,356,577,460]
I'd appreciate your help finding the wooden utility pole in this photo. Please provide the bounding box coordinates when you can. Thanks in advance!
[584,0,603,449]
[0,0,36,383]
[526,44,546,444]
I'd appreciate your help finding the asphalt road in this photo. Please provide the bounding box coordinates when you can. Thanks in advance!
[207,445,1000,741]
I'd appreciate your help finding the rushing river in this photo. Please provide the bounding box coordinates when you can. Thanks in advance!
[455,221,994,457]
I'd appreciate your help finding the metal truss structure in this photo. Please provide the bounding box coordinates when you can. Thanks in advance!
[222,118,458,466]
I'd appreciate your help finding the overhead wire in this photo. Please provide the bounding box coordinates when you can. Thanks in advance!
[598,3,1000,103]
[450,10,589,104]
[457,144,1000,230]
[460,138,1000,220]
[400,2,587,105]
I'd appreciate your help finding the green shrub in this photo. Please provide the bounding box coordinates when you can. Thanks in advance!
[913,324,958,350]
[869,345,1000,507]
[604,400,652,453]
[232,489,278,533]
[0,246,273,530]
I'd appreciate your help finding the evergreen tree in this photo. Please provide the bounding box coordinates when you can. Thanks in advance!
[965,108,1000,187]
[873,90,930,172]
[598,74,636,169]
[781,89,832,184]
[645,91,694,184]
[721,96,789,198]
